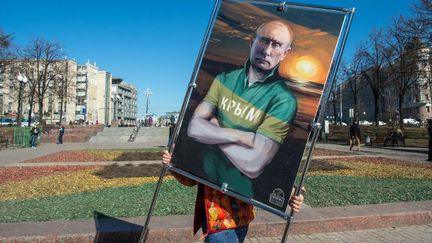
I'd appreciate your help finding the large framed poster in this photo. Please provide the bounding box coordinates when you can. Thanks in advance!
[170,0,353,216]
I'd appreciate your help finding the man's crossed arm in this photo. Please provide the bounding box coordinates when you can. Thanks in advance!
[188,101,280,179]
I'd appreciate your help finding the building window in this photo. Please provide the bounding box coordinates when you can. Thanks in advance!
[0,94,3,114]
[48,94,53,112]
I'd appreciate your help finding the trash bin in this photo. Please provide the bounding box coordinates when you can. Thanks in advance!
[365,135,371,146]
[320,129,327,142]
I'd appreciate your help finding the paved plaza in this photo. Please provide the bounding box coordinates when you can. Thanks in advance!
[246,223,432,243]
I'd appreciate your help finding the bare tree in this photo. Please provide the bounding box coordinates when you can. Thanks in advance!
[341,54,364,121]
[384,16,428,128]
[329,80,339,124]
[18,55,39,127]
[0,28,15,75]
[20,38,63,124]
[357,29,390,125]
[413,0,432,44]
[55,60,75,124]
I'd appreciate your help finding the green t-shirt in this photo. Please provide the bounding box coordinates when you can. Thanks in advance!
[200,63,297,197]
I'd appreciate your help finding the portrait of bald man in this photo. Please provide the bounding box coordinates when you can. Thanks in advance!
[187,20,297,197]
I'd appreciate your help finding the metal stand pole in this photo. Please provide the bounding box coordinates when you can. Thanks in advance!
[280,8,355,242]
[281,123,322,243]
[139,165,169,243]
[138,1,221,241]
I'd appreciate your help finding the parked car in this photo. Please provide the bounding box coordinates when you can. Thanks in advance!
[359,120,373,126]
[20,119,38,127]
[378,121,387,126]
[0,118,15,126]
[403,118,420,126]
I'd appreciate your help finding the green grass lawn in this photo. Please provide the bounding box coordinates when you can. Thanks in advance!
[0,179,196,223]
[1,175,431,223]
[4,153,431,223]
[305,176,432,207]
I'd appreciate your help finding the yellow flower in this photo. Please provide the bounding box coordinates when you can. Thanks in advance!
[0,168,173,201]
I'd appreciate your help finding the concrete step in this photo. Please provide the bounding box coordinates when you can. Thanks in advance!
[89,127,135,143]
[0,201,430,242]
[134,127,169,143]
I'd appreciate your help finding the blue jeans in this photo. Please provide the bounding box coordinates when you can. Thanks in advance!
[31,134,38,147]
[202,217,249,243]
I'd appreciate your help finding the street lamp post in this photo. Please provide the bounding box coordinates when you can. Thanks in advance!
[111,91,120,122]
[17,73,28,127]
[339,83,343,124]
[143,88,152,117]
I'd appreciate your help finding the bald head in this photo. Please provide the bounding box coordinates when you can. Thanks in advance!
[250,20,293,72]
[256,20,293,47]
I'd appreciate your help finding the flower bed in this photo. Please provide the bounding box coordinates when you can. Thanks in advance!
[0,166,98,184]
[23,148,164,163]
[1,155,431,223]
[308,157,432,180]
[0,166,172,201]
[312,148,352,156]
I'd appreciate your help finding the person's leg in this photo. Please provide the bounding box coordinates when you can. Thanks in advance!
[205,227,249,243]
[349,138,354,151]
[205,229,237,243]
[31,135,36,147]
[234,226,249,242]
[356,137,361,152]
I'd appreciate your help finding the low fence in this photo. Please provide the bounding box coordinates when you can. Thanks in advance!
[0,127,41,148]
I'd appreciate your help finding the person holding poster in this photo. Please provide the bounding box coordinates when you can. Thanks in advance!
[162,150,305,242]
[188,20,297,197]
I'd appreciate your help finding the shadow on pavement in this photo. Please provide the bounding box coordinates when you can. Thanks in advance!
[93,211,142,243]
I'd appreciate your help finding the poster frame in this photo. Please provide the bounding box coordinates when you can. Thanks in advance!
[140,1,355,241]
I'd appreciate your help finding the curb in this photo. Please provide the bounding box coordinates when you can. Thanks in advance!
[1,201,431,242]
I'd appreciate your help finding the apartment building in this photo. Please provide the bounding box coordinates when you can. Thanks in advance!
[111,77,138,125]
[0,59,77,125]
[0,59,120,126]
[76,62,112,125]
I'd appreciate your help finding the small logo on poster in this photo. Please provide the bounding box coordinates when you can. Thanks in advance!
[269,188,285,207]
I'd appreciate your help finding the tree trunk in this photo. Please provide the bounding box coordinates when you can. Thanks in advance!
[373,92,379,126]
[59,95,64,124]
[27,96,34,127]
[353,95,358,120]
[38,99,44,125]
[399,93,404,129]
[333,97,337,123]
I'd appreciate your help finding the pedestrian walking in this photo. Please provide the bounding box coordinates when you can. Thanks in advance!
[427,119,432,161]
[30,125,39,148]
[57,124,65,144]
[349,120,361,152]
[396,128,405,147]
[168,122,176,146]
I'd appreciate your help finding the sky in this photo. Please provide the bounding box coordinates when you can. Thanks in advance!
[0,0,417,117]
